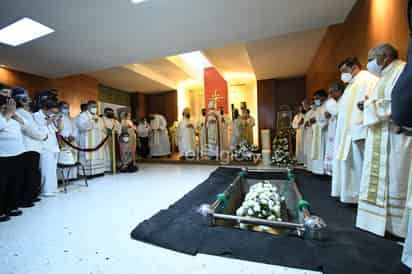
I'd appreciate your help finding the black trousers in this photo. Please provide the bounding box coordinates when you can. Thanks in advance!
[139,137,150,158]
[0,154,24,215]
[20,151,41,205]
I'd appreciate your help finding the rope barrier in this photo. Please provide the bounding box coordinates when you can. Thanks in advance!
[59,134,109,152]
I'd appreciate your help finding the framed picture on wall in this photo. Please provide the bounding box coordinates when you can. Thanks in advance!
[276,105,293,130]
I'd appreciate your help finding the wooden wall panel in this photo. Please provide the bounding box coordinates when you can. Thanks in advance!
[257,76,306,140]
[50,75,99,115]
[306,0,409,96]
[0,67,50,96]
[131,91,178,126]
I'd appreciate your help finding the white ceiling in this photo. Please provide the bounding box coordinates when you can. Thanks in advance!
[0,0,356,79]
[246,27,328,80]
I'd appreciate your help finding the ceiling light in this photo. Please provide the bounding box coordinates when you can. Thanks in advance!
[179,51,212,71]
[131,0,147,4]
[0,64,6,68]
[0,17,55,47]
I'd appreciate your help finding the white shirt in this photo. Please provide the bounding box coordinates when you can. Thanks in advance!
[16,108,47,153]
[33,110,60,153]
[137,122,150,138]
[0,114,26,157]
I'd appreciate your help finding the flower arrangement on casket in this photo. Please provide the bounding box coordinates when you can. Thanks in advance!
[232,140,260,161]
[236,181,285,222]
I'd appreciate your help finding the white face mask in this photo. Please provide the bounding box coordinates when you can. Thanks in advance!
[314,99,321,106]
[89,107,97,115]
[341,72,353,83]
[367,58,383,76]
[61,108,69,115]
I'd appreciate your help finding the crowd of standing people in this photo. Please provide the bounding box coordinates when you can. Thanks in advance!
[292,43,412,267]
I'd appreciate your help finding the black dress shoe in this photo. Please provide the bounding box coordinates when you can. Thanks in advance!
[20,203,35,208]
[33,198,41,203]
[7,210,23,217]
[0,215,10,222]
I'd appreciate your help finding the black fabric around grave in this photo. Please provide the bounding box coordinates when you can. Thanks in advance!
[131,168,409,274]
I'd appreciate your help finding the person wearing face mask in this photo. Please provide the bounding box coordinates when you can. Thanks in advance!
[332,56,378,204]
[33,99,61,197]
[302,98,315,170]
[197,108,207,158]
[308,89,329,175]
[58,101,78,180]
[323,82,344,176]
[356,43,411,238]
[292,105,305,165]
[118,111,137,172]
[77,100,106,177]
[13,88,47,206]
[177,108,196,159]
[102,108,121,173]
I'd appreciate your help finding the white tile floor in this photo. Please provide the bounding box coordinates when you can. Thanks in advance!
[0,164,319,274]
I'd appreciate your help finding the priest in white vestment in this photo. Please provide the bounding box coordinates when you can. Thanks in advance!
[149,114,170,157]
[324,83,344,176]
[230,108,241,150]
[58,102,78,179]
[356,44,411,237]
[246,109,255,145]
[302,99,315,171]
[177,108,196,159]
[197,109,207,158]
[219,107,230,152]
[77,101,106,176]
[292,107,305,164]
[102,108,121,173]
[206,101,219,159]
[310,89,329,175]
[332,57,378,203]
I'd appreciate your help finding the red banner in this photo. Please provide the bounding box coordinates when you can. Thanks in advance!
[204,67,228,113]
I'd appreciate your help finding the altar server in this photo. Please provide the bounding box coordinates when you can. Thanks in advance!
[59,101,78,179]
[0,95,25,221]
[149,114,170,157]
[137,118,150,158]
[13,88,47,206]
[177,108,196,159]
[77,100,106,176]
[324,82,344,176]
[356,44,411,237]
[332,56,378,203]
[33,100,61,196]
[309,89,328,175]
[102,108,121,173]
[292,107,305,164]
[197,108,207,157]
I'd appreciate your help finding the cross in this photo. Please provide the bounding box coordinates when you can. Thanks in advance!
[211,90,223,106]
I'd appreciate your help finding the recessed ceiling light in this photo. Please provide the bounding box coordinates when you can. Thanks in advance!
[0,64,6,68]
[0,17,55,47]
[131,0,147,4]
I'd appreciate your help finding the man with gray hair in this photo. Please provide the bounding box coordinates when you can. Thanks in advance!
[356,43,411,238]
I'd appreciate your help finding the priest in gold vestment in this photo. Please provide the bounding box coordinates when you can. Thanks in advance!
[356,44,412,238]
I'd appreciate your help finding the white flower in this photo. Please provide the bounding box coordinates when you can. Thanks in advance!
[247,208,254,216]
